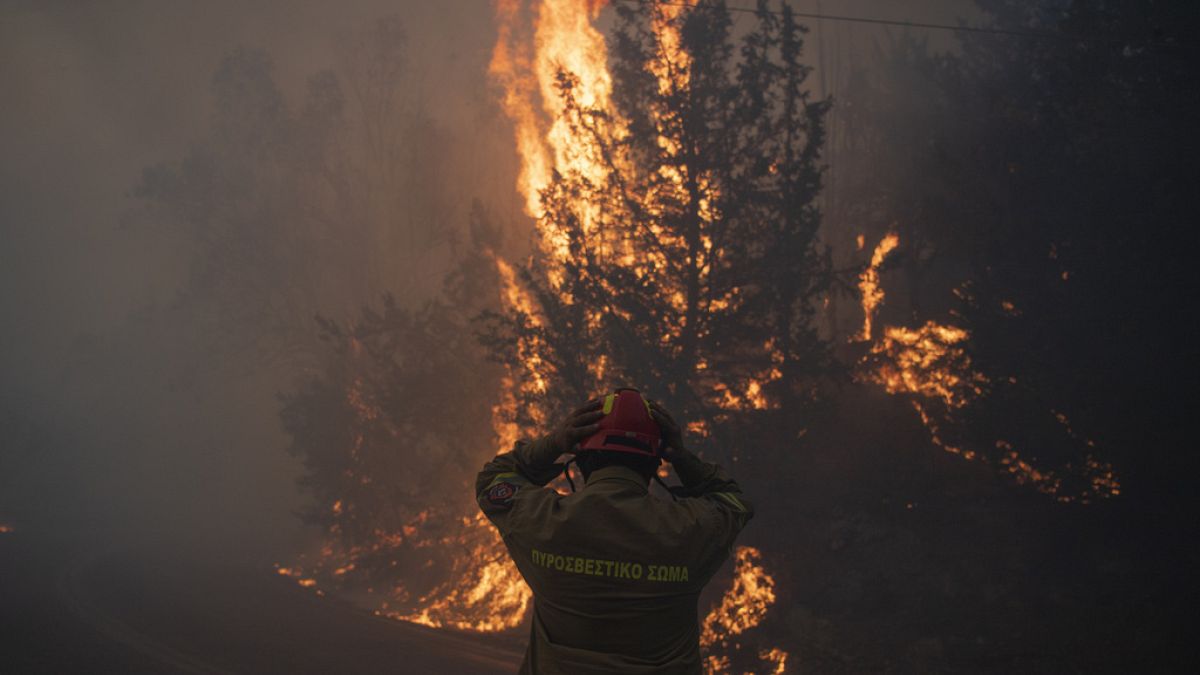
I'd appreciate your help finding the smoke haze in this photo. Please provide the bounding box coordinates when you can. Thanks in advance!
[1,0,517,556]
[4,1,1193,671]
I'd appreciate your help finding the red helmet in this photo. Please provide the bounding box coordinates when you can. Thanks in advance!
[579,388,662,457]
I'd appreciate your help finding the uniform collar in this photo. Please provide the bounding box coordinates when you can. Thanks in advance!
[583,464,650,493]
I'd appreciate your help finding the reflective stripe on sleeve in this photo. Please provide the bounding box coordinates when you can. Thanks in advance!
[483,471,531,491]
[711,492,749,513]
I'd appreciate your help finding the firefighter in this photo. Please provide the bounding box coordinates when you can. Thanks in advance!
[476,388,754,674]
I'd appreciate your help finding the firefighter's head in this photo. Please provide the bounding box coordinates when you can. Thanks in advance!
[577,448,660,483]
[576,388,662,483]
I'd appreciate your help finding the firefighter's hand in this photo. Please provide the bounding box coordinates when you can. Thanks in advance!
[648,400,687,461]
[544,398,605,455]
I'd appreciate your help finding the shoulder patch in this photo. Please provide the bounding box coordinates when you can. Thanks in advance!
[486,481,520,506]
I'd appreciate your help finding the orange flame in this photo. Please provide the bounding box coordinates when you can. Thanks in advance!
[387,513,532,631]
[278,509,532,633]
[869,322,987,409]
[490,0,615,230]
[700,546,789,673]
[856,232,899,341]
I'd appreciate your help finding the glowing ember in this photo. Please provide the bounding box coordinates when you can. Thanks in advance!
[759,647,790,674]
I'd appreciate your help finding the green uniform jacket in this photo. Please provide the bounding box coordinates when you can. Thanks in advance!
[476,438,754,674]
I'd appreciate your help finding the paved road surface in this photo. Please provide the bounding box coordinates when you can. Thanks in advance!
[0,532,524,674]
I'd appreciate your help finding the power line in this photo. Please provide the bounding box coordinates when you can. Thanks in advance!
[618,0,1176,48]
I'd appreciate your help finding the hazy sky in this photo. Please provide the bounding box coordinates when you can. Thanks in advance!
[2,1,500,380]
[1,1,506,554]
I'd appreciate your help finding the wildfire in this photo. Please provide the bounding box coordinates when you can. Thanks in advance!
[489,3,790,664]
[0,523,13,534]
[386,513,532,632]
[277,509,532,633]
[857,233,1120,503]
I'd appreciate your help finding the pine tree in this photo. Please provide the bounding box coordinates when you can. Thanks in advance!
[482,0,832,463]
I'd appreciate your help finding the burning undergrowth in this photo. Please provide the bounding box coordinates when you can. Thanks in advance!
[855,233,1120,504]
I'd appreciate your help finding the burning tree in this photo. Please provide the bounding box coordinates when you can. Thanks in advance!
[484,0,833,461]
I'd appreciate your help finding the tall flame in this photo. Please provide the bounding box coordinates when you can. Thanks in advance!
[490,0,614,228]
[856,232,899,341]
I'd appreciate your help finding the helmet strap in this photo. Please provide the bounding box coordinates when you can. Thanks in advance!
[562,457,578,493]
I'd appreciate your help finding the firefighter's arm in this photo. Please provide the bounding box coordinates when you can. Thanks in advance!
[474,439,561,534]
[649,401,754,542]
[670,447,755,528]
[668,447,755,584]
[475,399,605,531]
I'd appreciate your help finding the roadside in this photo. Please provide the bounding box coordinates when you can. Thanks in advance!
[1,530,524,674]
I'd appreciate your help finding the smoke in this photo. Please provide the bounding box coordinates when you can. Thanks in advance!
[0,0,518,558]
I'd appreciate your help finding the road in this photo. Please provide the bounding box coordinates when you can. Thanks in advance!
[0,532,524,674]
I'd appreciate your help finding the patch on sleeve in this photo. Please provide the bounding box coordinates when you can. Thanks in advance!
[486,481,520,506]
